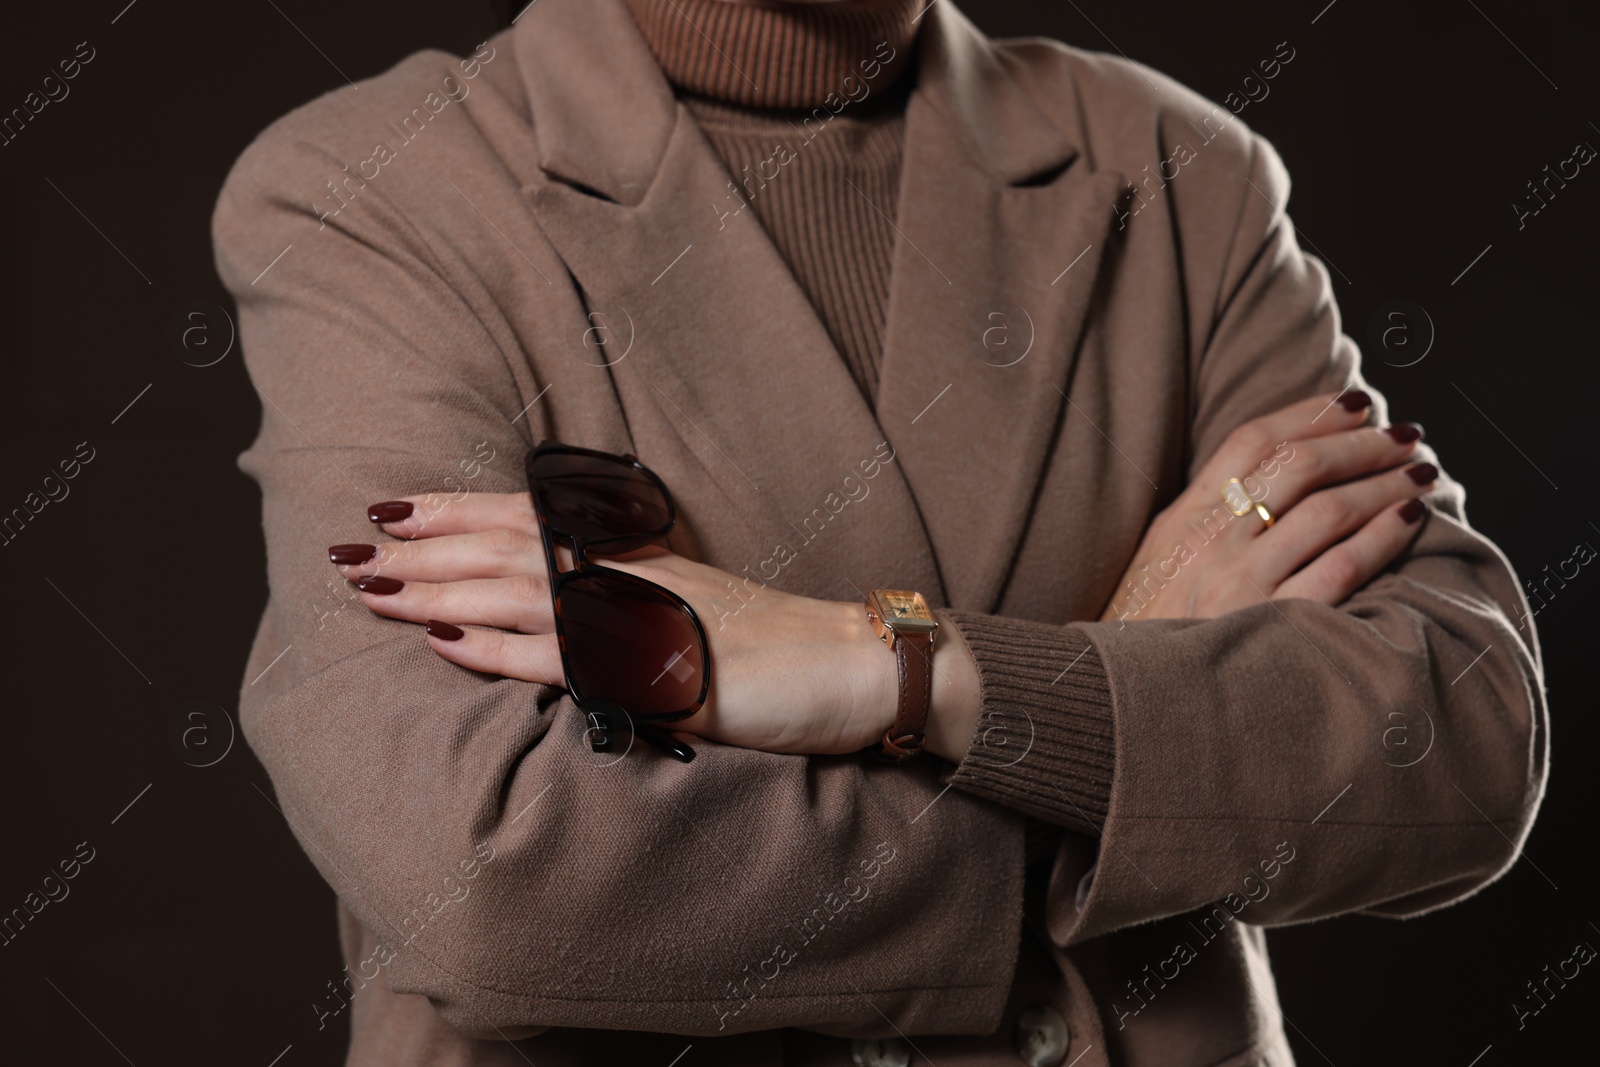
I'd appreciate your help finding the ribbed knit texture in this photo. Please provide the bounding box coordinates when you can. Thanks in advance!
[688,91,906,402]
[625,0,921,404]
[941,611,1116,838]
[622,0,919,108]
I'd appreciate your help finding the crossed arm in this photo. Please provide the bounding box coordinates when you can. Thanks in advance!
[329,388,1440,765]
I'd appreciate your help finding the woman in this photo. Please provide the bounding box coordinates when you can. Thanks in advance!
[213,0,1547,1064]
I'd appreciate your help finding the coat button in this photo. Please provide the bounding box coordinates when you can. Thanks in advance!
[1014,1005,1071,1067]
[850,1037,911,1067]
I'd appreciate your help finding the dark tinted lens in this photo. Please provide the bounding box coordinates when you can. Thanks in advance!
[558,571,706,718]
[529,451,670,543]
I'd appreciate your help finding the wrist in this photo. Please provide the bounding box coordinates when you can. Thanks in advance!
[844,596,982,764]
[923,612,982,762]
[832,598,901,746]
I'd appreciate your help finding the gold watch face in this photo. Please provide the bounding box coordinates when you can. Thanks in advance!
[867,589,939,637]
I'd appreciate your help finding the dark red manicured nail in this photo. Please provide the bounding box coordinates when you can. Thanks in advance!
[1399,498,1427,523]
[426,619,464,641]
[1385,423,1424,444]
[1337,390,1372,412]
[356,576,404,595]
[368,501,414,524]
[329,543,377,565]
[1405,463,1439,485]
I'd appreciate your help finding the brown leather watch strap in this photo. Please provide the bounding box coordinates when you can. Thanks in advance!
[875,629,935,763]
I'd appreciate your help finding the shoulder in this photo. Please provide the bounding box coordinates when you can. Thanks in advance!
[211,35,521,264]
[992,36,1288,198]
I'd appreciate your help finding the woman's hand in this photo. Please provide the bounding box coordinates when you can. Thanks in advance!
[329,497,907,756]
[1101,390,1436,625]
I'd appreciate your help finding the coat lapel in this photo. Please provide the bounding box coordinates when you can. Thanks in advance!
[513,0,942,600]
[875,3,1128,612]
[512,0,1125,610]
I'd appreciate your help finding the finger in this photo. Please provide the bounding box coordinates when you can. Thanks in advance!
[1255,422,1424,514]
[1255,460,1438,585]
[1198,388,1376,490]
[365,492,535,540]
[330,526,546,582]
[422,620,564,684]
[355,574,553,634]
[1274,497,1429,604]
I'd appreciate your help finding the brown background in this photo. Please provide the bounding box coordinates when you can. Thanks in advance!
[1,1,1593,1062]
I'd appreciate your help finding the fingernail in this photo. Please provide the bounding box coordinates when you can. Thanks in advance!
[368,501,414,524]
[1385,422,1424,444]
[329,543,377,565]
[1337,390,1372,412]
[1405,462,1439,485]
[1399,498,1427,523]
[426,619,464,641]
[356,576,404,595]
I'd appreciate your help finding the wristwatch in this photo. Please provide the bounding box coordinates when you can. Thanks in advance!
[864,589,939,763]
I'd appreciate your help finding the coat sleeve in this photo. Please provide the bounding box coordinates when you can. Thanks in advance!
[214,124,1023,1040]
[940,130,1549,945]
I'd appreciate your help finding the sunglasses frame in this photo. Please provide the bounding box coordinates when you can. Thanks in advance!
[526,442,710,763]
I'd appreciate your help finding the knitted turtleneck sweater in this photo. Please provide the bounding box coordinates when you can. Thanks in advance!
[623,0,923,405]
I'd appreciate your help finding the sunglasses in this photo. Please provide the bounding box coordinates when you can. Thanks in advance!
[525,442,710,763]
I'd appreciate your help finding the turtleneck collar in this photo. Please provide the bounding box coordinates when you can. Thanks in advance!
[621,0,922,110]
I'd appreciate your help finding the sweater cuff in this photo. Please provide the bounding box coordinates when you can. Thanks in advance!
[939,610,1115,836]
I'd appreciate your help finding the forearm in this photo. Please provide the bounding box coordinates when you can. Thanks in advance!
[1066,515,1542,941]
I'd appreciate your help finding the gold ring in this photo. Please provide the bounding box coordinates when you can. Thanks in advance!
[1222,478,1275,527]
[1221,478,1254,516]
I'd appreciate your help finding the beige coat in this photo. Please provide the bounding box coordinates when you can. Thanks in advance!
[213,1,1548,1064]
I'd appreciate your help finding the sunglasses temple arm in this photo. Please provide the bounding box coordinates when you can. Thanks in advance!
[584,709,697,763]
[635,723,696,763]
